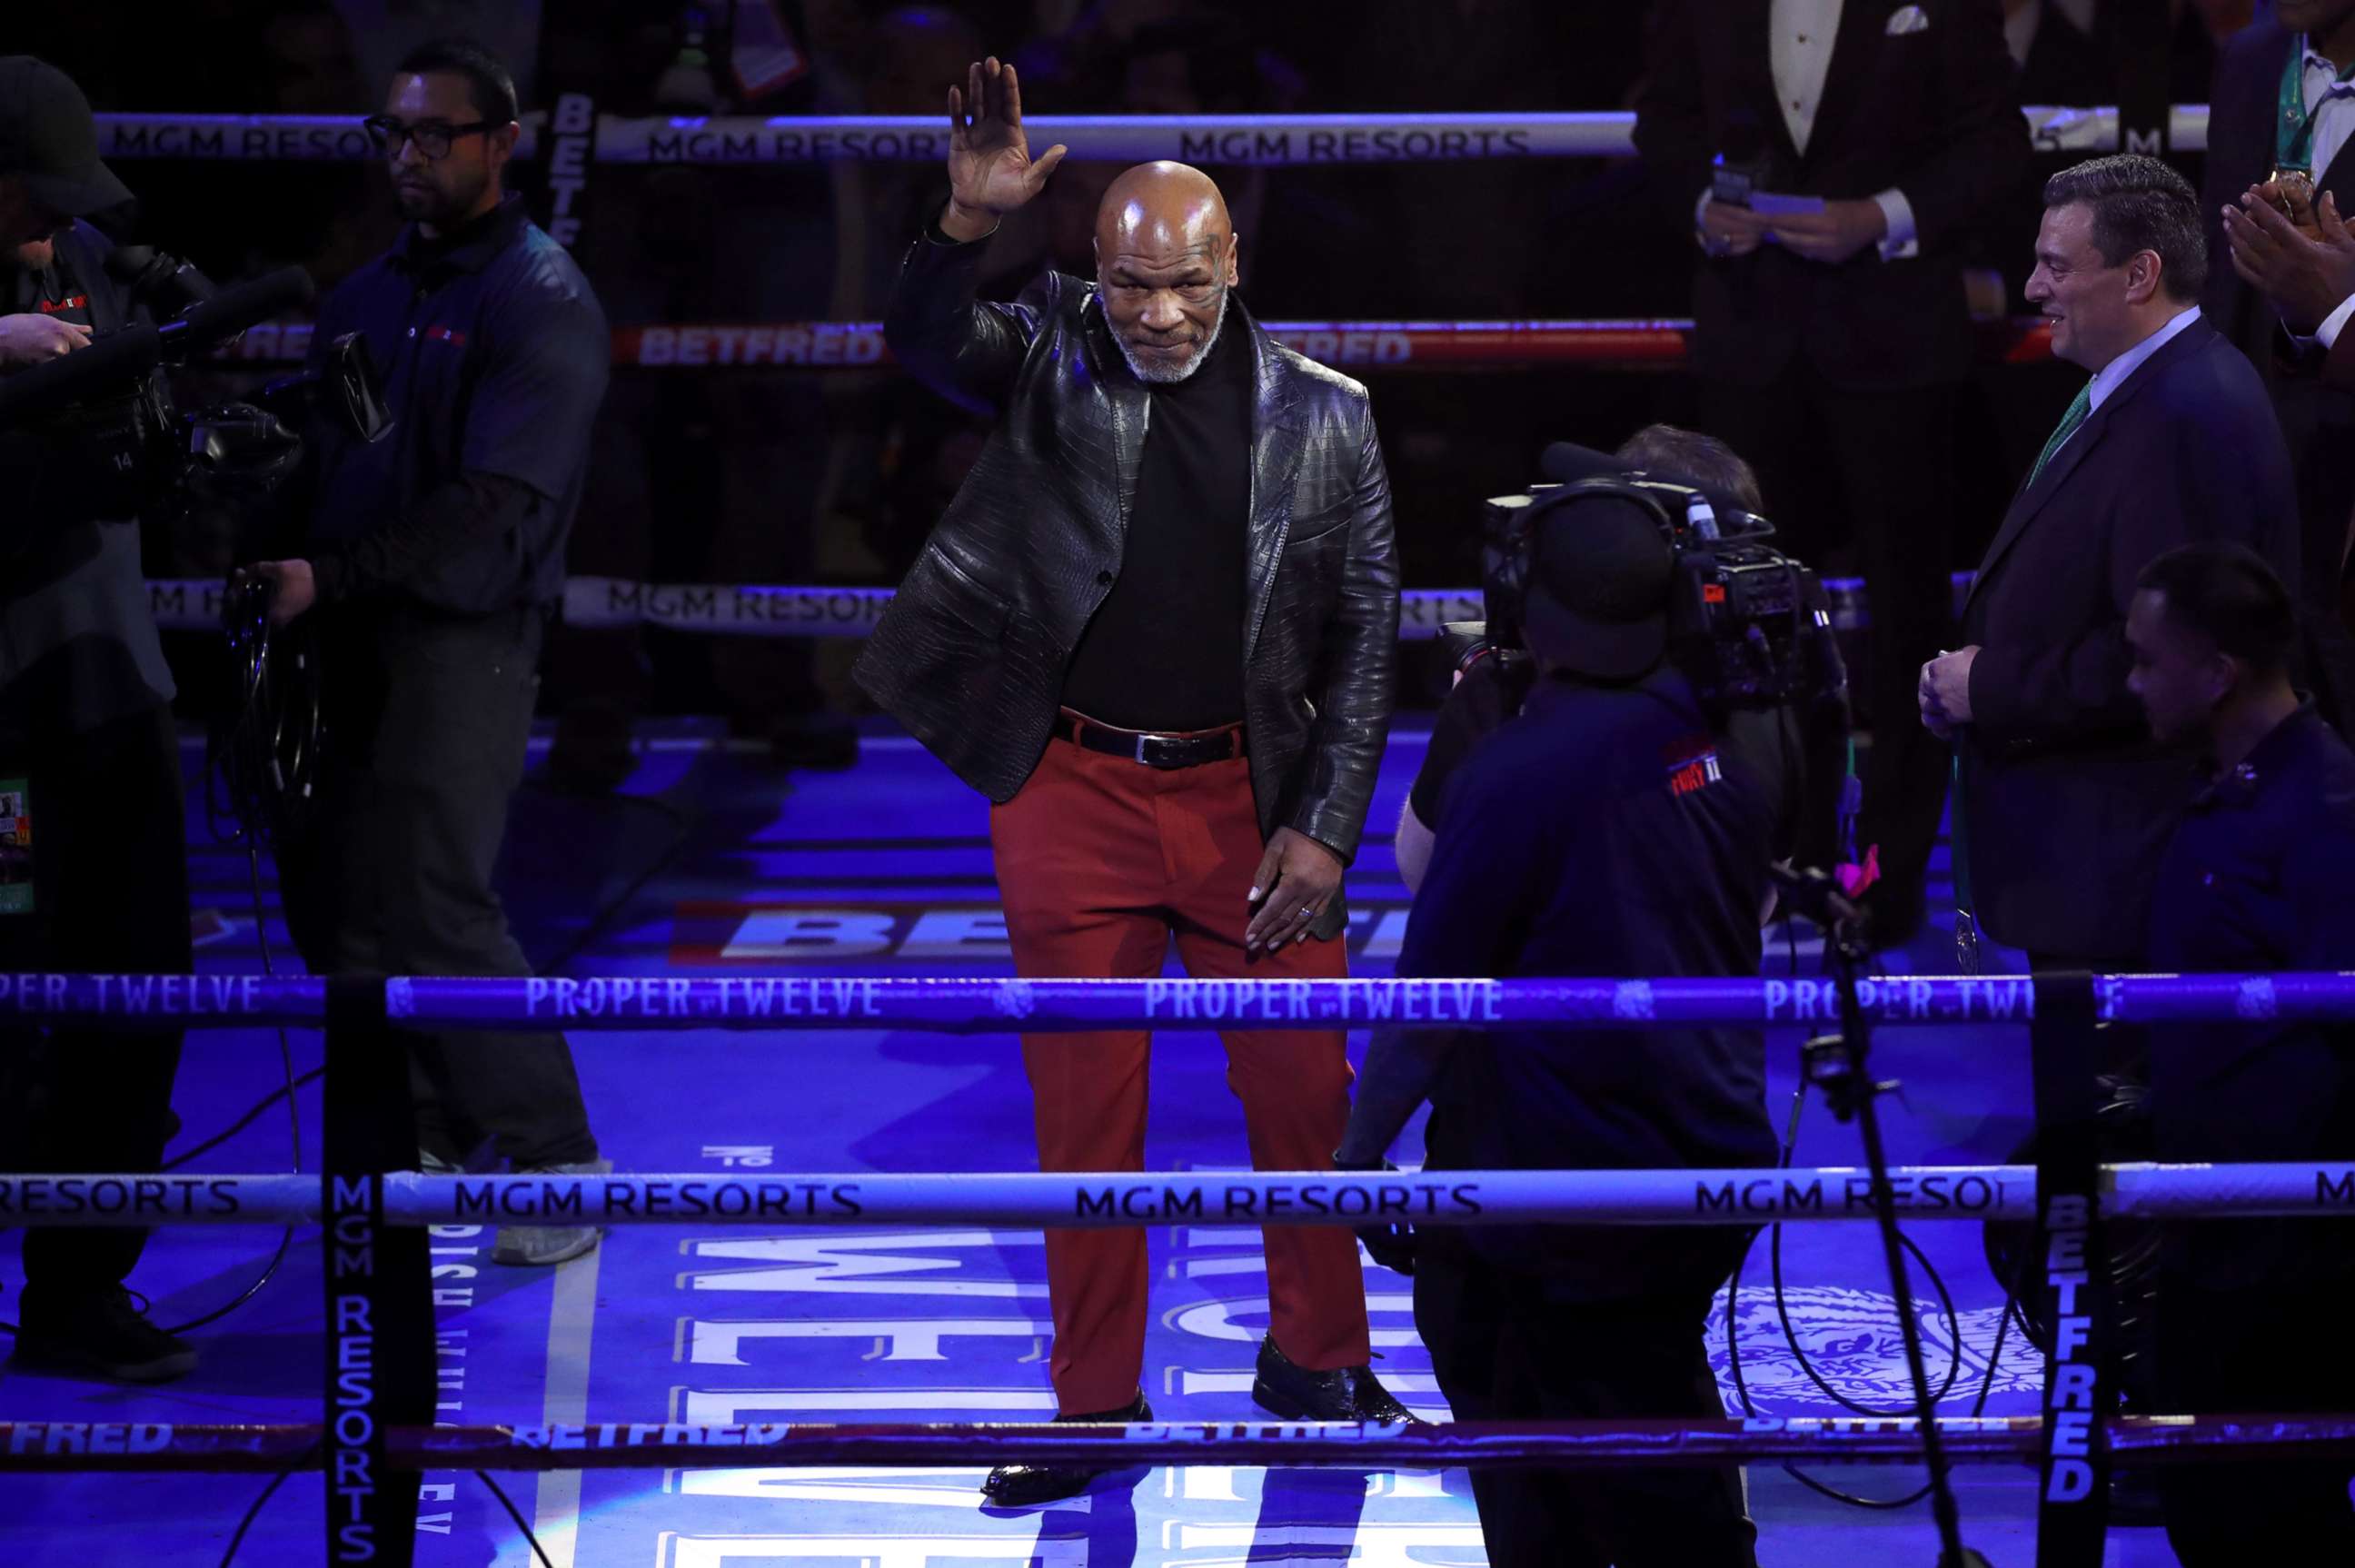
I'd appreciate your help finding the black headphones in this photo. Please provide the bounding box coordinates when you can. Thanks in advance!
[1480,471,1768,647]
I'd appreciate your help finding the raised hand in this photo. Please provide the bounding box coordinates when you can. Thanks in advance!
[940,56,1067,241]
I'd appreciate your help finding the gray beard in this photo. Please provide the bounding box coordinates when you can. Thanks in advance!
[1116,289,1229,384]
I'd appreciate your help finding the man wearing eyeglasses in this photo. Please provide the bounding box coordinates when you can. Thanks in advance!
[243,38,611,1266]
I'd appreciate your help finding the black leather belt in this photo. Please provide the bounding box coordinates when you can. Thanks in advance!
[1055,711,1247,769]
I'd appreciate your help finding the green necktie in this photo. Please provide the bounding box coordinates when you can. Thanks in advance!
[2027,382,2091,489]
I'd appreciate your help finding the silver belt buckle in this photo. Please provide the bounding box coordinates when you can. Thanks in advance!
[1135,732,1152,764]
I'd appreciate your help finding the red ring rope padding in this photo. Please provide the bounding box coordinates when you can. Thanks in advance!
[209,317,2056,372]
[0,1415,2344,1473]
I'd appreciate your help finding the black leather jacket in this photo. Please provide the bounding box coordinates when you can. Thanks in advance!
[853,229,1399,901]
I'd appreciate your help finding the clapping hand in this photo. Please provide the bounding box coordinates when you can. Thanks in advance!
[939,56,1068,243]
[2224,186,2355,335]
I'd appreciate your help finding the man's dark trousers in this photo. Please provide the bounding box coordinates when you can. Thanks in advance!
[279,607,594,1168]
[2155,1276,2355,1562]
[1702,368,1955,914]
[0,689,187,1298]
[1414,1231,1757,1568]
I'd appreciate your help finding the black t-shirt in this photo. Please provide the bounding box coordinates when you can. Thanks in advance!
[1058,314,1251,730]
[1408,654,1528,826]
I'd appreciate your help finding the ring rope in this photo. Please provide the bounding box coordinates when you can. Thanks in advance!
[3,971,2346,1029]
[201,317,2057,372]
[91,106,2211,165]
[0,1414,2341,1474]
[144,576,1975,636]
[0,1164,2347,1227]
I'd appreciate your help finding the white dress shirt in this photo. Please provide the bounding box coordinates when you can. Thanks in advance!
[2291,38,2355,347]
[2298,38,2355,196]
[2088,303,2203,415]
[1701,0,1919,260]
[2003,0,2042,72]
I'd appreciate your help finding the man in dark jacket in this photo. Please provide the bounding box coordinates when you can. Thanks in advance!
[854,57,1404,1508]
[1634,0,2032,948]
[0,56,194,1384]
[2202,0,2355,732]
[2194,0,2355,734]
[2125,542,2355,1563]
[1922,154,2300,971]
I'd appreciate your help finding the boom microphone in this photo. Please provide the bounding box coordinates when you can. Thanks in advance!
[157,266,315,358]
[0,266,314,429]
[104,243,220,315]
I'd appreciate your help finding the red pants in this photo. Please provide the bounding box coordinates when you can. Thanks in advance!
[990,733,1371,1414]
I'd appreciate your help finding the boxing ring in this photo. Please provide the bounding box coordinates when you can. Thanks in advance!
[6,972,2355,1565]
[1,98,2308,1568]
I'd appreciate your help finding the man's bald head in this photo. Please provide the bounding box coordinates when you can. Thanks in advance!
[1095,161,1231,255]
[1094,161,1241,383]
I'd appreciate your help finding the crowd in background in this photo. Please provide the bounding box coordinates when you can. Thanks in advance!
[3,0,2295,769]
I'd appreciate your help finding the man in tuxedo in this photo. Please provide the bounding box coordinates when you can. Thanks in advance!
[2008,0,2104,108]
[1921,154,2299,972]
[2202,0,2355,731]
[1634,0,2031,948]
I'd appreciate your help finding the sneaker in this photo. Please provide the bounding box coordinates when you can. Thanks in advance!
[492,1158,610,1266]
[11,1288,196,1384]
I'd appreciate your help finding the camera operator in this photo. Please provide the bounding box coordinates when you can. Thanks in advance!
[1337,475,1810,1568]
[241,38,611,1267]
[0,56,196,1383]
[1396,424,1768,894]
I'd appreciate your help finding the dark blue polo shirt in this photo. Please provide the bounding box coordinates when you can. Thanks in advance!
[1390,667,1787,1295]
[305,194,607,610]
[2145,703,2355,1285]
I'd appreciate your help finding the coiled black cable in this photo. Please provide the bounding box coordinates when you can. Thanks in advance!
[1723,933,2034,1511]
[214,1448,556,1568]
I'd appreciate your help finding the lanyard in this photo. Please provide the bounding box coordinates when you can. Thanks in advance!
[2275,35,2355,176]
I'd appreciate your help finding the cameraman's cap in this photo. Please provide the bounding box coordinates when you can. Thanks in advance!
[1523,447,1674,680]
[0,57,133,221]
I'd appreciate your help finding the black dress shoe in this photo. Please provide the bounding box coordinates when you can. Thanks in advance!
[1250,1335,1413,1423]
[979,1393,1149,1508]
[10,1287,196,1384]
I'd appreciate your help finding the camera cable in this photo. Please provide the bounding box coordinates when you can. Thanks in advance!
[1722,959,2035,1512]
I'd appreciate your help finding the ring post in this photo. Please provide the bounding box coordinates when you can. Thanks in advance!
[322,976,431,1567]
[2030,971,2110,1567]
